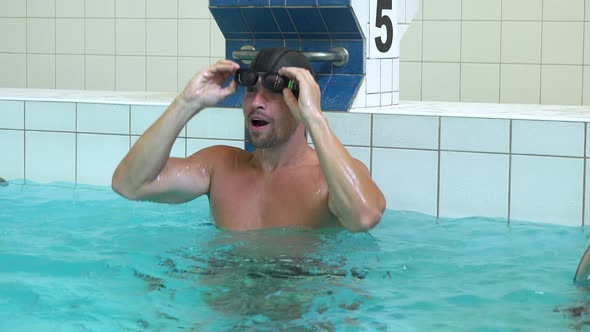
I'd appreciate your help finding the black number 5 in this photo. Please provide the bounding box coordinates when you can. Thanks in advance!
[374,0,393,53]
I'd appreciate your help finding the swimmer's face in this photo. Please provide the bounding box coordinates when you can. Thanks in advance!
[242,78,299,149]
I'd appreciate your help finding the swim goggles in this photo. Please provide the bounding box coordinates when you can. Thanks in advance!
[234,69,299,94]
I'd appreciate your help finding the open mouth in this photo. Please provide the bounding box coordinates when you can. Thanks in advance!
[251,119,269,128]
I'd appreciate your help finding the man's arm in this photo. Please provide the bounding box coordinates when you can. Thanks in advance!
[112,60,240,203]
[279,67,386,232]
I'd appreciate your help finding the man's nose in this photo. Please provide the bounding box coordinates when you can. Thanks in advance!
[251,83,268,108]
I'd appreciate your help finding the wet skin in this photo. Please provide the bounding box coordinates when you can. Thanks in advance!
[112,59,385,232]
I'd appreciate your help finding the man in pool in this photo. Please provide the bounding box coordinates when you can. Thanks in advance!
[112,47,385,232]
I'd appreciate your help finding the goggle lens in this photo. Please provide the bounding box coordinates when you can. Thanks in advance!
[235,69,298,94]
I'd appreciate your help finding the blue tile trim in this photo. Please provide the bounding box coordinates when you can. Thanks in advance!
[315,74,332,94]
[240,0,270,5]
[288,8,327,34]
[318,0,350,5]
[301,40,332,74]
[224,32,255,39]
[226,39,255,66]
[210,0,366,111]
[271,7,297,35]
[332,39,364,75]
[241,8,280,34]
[210,8,250,33]
[285,39,301,50]
[319,7,360,34]
[254,39,286,50]
[210,0,238,6]
[287,0,318,5]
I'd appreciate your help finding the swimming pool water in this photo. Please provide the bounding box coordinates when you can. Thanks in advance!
[1,182,589,331]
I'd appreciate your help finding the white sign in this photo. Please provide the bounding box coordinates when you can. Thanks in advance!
[369,0,399,59]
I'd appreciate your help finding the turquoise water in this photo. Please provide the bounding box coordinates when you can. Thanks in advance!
[1,182,590,331]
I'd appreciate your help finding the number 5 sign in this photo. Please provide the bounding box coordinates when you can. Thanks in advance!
[349,0,418,107]
[370,0,398,58]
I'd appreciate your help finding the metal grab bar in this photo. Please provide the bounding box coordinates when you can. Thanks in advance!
[232,46,349,67]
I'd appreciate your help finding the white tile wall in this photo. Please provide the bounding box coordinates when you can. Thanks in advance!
[146,56,177,92]
[511,155,584,226]
[56,19,84,54]
[186,108,244,140]
[422,63,460,102]
[56,0,84,18]
[541,65,583,105]
[0,0,588,107]
[460,64,500,103]
[130,105,169,135]
[0,0,26,17]
[462,0,501,21]
[116,56,146,91]
[373,148,438,215]
[77,134,129,185]
[441,117,509,153]
[77,103,129,134]
[131,135,186,158]
[25,101,75,131]
[512,120,585,157]
[439,151,509,219]
[56,54,84,89]
[373,114,438,149]
[3,97,590,227]
[0,101,24,129]
[321,112,371,146]
[345,146,371,172]
[0,19,26,53]
[0,130,24,181]
[25,131,76,184]
[86,55,115,90]
[27,54,55,89]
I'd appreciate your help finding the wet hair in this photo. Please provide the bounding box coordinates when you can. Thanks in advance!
[249,47,314,75]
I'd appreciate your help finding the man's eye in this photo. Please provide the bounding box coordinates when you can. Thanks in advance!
[246,86,257,93]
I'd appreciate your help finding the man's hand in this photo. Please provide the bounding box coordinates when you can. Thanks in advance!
[278,67,322,125]
[180,59,240,111]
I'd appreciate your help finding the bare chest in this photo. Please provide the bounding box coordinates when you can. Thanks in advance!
[208,166,336,230]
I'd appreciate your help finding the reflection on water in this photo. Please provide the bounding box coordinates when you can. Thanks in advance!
[134,227,381,330]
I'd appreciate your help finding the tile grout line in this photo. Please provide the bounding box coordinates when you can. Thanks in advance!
[583,122,587,226]
[419,0,424,100]
[498,0,503,103]
[458,0,463,102]
[128,104,131,150]
[538,0,544,104]
[583,0,587,106]
[25,1,28,88]
[145,0,147,92]
[436,116,441,219]
[176,0,179,92]
[583,1,588,227]
[114,2,117,91]
[54,1,57,89]
[83,0,86,89]
[507,119,512,224]
[23,102,27,183]
[369,113,374,176]
[75,102,78,186]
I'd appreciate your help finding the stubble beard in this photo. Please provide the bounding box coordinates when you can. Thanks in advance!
[248,130,279,149]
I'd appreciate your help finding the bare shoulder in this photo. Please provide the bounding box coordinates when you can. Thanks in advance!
[187,144,251,169]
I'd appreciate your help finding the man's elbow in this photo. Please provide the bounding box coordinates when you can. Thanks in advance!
[359,210,384,232]
[348,205,385,233]
[111,173,140,201]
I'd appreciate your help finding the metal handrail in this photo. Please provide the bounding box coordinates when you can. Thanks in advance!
[232,46,349,67]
